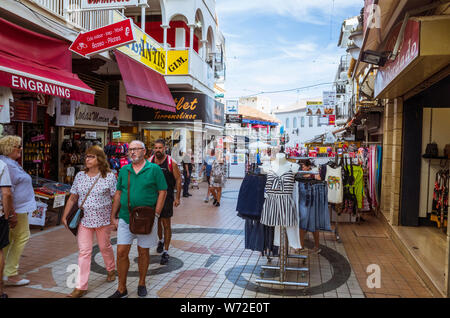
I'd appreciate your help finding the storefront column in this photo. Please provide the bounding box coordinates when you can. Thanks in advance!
[389,97,403,226]
[188,24,195,74]
[381,99,394,222]
[161,24,169,50]
[200,39,208,61]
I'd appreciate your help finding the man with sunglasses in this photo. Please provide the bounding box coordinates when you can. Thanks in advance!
[109,140,167,298]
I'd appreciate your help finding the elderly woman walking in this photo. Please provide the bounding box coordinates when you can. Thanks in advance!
[0,135,36,286]
[62,145,117,298]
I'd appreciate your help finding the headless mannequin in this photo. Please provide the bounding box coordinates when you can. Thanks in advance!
[261,152,299,175]
[261,152,302,250]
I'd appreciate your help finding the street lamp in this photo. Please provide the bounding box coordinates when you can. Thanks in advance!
[360,50,390,67]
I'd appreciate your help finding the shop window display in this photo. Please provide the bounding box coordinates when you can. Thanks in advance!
[60,129,103,184]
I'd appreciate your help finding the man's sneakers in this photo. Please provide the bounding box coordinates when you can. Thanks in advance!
[204,196,209,203]
[108,289,128,298]
[137,285,147,298]
[108,287,146,298]
[157,241,164,254]
[160,252,169,265]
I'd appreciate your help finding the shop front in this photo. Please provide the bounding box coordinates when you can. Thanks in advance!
[0,17,96,228]
[373,16,450,296]
[59,103,119,183]
[132,91,225,165]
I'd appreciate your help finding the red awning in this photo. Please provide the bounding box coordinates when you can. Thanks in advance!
[0,18,95,104]
[115,50,176,112]
[252,124,266,128]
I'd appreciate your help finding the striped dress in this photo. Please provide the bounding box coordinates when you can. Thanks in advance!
[260,170,298,227]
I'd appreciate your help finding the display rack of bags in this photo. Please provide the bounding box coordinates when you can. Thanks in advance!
[430,167,449,232]
[104,142,130,174]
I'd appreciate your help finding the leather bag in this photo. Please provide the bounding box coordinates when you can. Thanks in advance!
[444,144,450,158]
[66,174,100,236]
[128,171,156,235]
[425,142,439,158]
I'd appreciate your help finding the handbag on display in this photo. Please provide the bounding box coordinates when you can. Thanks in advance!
[424,142,439,158]
[444,144,450,158]
[66,174,100,236]
[128,171,156,235]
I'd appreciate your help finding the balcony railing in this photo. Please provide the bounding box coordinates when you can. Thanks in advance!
[30,0,112,31]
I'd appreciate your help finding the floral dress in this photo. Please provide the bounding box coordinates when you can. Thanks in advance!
[209,161,226,188]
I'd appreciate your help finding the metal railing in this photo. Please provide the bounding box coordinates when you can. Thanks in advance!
[31,0,112,31]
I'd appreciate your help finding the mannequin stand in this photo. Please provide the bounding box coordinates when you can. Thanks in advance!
[329,203,341,242]
[256,227,309,287]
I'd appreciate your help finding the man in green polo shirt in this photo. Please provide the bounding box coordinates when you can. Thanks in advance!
[109,140,167,298]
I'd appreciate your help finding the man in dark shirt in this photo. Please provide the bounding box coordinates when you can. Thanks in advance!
[150,139,181,265]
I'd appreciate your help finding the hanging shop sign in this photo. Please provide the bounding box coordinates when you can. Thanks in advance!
[167,50,189,75]
[70,19,136,57]
[85,131,97,139]
[10,100,37,123]
[374,19,420,98]
[226,114,242,124]
[75,104,119,127]
[132,92,225,126]
[225,99,239,114]
[81,0,139,10]
[306,101,323,116]
[319,116,329,125]
[112,11,166,75]
[322,91,336,115]
[112,131,122,139]
[328,115,336,126]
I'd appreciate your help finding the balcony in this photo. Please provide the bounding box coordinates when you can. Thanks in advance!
[28,1,221,92]
[165,48,215,92]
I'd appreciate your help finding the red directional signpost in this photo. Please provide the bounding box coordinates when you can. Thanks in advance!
[70,18,135,57]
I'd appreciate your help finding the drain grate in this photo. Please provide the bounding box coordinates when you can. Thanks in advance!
[352,229,389,238]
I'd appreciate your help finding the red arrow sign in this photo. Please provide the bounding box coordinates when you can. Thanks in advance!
[70,18,135,57]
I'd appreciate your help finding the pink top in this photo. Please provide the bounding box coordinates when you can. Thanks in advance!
[70,171,117,228]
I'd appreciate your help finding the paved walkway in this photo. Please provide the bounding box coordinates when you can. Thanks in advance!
[4,179,434,298]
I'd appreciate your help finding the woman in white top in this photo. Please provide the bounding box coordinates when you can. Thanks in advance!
[62,146,117,298]
[0,135,36,287]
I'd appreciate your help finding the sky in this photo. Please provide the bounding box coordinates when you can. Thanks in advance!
[215,0,364,110]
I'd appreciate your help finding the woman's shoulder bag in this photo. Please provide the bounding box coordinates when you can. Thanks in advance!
[66,173,100,236]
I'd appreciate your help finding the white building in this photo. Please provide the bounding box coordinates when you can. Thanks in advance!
[239,96,272,114]
[274,98,336,148]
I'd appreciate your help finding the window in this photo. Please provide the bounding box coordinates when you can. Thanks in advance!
[309,116,313,127]
[293,117,297,128]
[286,118,289,129]
[301,117,305,127]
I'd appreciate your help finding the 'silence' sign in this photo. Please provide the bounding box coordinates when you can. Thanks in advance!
[81,0,139,9]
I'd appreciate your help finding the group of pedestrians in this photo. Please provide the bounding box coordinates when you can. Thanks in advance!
[61,139,181,298]
[0,135,226,299]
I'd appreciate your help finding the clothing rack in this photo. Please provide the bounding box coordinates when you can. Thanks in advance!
[256,226,309,287]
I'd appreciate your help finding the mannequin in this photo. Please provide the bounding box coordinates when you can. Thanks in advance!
[261,152,299,175]
[260,152,302,250]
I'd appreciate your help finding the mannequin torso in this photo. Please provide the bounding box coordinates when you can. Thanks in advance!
[261,153,299,175]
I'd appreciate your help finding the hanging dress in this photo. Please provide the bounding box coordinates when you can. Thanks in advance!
[260,169,298,227]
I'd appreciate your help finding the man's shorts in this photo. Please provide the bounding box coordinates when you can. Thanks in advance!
[160,201,173,219]
[117,218,158,249]
[0,216,10,249]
